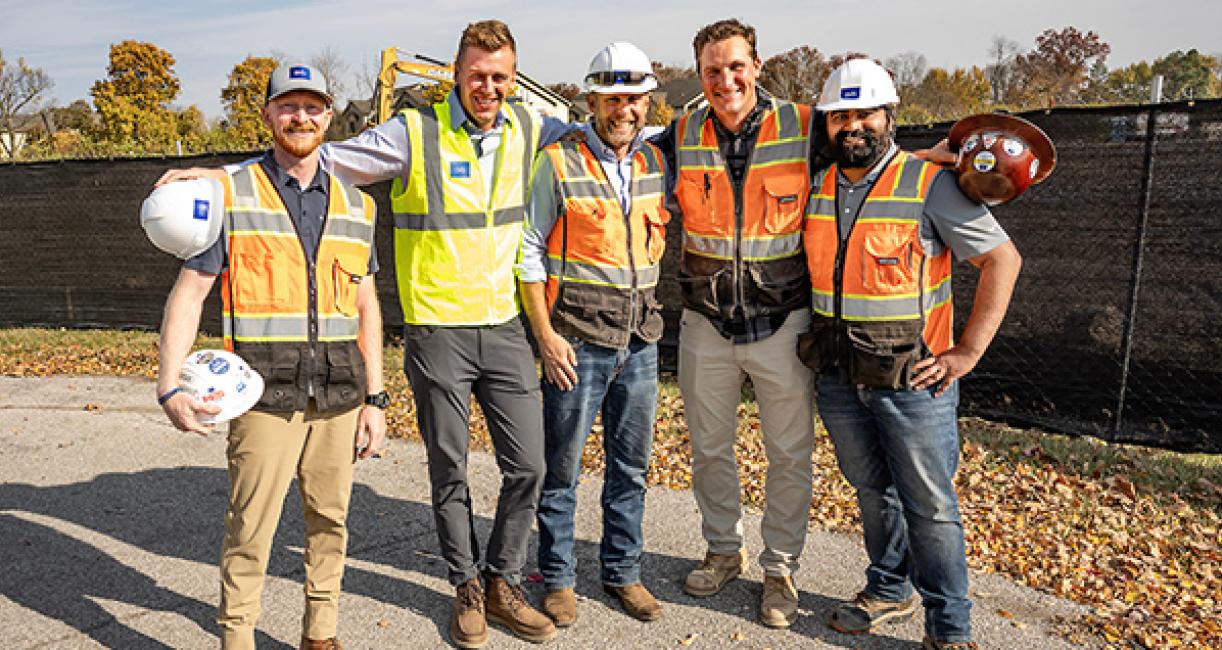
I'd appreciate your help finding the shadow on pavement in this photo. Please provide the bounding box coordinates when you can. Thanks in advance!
[1,467,915,649]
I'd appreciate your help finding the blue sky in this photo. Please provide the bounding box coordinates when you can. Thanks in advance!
[3,0,1220,119]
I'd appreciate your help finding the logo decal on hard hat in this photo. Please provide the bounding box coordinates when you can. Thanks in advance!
[840,87,861,100]
[962,134,979,153]
[973,151,997,173]
[1029,158,1040,179]
[1003,138,1026,157]
[208,357,231,375]
[192,199,210,221]
[289,66,311,80]
[449,161,470,179]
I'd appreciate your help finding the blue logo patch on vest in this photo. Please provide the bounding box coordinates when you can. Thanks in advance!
[193,199,210,221]
[289,66,311,80]
[840,87,861,100]
[449,161,471,179]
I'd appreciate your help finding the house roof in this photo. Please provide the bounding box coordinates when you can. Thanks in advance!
[657,77,704,109]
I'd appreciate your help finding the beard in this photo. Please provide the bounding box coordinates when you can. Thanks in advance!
[832,127,891,169]
[274,125,325,158]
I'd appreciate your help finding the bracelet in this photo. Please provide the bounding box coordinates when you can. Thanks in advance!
[157,387,183,406]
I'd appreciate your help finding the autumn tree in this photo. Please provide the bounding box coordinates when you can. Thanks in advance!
[885,51,928,91]
[902,66,991,123]
[759,46,829,104]
[221,55,277,149]
[985,36,1021,105]
[647,100,674,126]
[0,49,54,159]
[1152,49,1222,100]
[1013,27,1111,106]
[651,61,696,85]
[1103,61,1154,103]
[90,40,182,153]
[310,46,350,105]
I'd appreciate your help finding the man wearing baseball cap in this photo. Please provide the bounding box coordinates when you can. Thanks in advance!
[156,62,387,650]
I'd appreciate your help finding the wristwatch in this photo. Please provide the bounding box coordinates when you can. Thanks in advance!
[364,391,390,410]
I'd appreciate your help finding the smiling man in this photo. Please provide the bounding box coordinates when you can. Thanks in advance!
[650,18,815,629]
[156,63,386,650]
[517,41,669,629]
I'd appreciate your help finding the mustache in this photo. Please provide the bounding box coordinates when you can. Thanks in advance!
[835,129,879,147]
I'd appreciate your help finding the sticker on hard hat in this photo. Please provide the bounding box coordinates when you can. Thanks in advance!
[208,357,231,375]
[1029,158,1040,179]
[193,199,210,221]
[1003,138,1026,157]
[840,87,861,100]
[449,161,471,179]
[290,66,311,80]
[962,134,979,153]
[973,151,997,173]
[982,132,999,148]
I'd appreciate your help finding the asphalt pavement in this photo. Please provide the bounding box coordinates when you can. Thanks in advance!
[0,376,1097,649]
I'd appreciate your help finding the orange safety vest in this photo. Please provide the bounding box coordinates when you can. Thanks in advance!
[673,97,811,321]
[542,140,670,348]
[802,151,951,387]
[220,161,376,411]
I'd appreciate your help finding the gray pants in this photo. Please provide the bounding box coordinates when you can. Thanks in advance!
[404,317,545,587]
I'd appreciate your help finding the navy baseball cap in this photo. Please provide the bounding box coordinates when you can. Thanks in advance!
[265,63,333,106]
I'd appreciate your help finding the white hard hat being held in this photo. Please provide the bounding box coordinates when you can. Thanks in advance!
[177,350,264,425]
[817,58,900,112]
[584,42,658,94]
[140,178,225,259]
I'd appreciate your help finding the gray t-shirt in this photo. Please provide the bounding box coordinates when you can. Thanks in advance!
[834,143,1009,261]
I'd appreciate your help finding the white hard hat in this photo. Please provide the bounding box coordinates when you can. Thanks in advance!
[817,58,900,112]
[140,178,226,260]
[177,349,264,425]
[584,42,658,94]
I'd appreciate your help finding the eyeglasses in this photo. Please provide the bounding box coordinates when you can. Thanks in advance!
[584,70,656,87]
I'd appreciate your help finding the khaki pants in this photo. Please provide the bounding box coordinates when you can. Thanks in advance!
[216,405,359,650]
[678,308,815,577]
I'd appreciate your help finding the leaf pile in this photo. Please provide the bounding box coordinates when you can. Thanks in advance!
[2,330,1218,648]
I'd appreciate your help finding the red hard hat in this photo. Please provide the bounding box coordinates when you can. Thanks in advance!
[948,113,1056,206]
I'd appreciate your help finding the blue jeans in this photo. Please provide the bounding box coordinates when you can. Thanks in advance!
[816,374,971,643]
[536,337,657,589]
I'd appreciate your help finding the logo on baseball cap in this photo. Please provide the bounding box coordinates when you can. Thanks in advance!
[266,62,332,106]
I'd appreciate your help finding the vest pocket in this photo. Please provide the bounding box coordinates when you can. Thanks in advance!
[235,253,290,311]
[861,228,918,293]
[331,259,362,316]
[644,209,669,264]
[844,320,925,390]
[797,317,836,372]
[762,176,804,234]
[678,177,717,232]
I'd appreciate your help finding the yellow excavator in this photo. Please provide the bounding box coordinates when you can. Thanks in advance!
[372,47,571,126]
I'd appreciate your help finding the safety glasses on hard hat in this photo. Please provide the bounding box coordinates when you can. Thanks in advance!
[584,70,656,87]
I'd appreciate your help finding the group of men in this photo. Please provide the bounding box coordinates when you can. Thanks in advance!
[156,16,1019,650]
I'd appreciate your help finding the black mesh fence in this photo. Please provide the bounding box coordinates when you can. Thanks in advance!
[2,99,1220,452]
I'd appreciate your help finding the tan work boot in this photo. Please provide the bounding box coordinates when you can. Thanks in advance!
[484,573,558,643]
[759,575,799,628]
[604,583,662,622]
[450,578,488,649]
[299,638,342,650]
[683,548,747,597]
[542,587,577,627]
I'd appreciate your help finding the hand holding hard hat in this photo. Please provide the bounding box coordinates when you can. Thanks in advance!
[140,178,226,259]
[948,113,1057,206]
[162,350,264,434]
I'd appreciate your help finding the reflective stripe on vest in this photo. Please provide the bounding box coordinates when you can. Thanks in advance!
[803,151,954,353]
[542,140,668,309]
[221,162,375,347]
[390,100,540,326]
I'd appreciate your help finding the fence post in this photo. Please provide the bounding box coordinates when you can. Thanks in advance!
[1113,79,1163,437]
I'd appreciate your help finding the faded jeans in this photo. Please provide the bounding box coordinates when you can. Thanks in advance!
[816,374,972,643]
[536,337,657,589]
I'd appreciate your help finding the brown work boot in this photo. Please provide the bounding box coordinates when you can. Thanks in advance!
[542,588,577,627]
[299,638,342,650]
[759,575,799,628]
[484,572,558,643]
[450,578,488,649]
[683,548,747,597]
[603,583,662,622]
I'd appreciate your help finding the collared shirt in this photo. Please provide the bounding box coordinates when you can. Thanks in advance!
[185,152,378,275]
[834,142,1010,260]
[517,122,650,283]
[648,86,802,344]
[318,89,575,189]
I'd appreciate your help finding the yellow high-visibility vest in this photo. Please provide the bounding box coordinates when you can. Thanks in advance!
[390,99,541,326]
